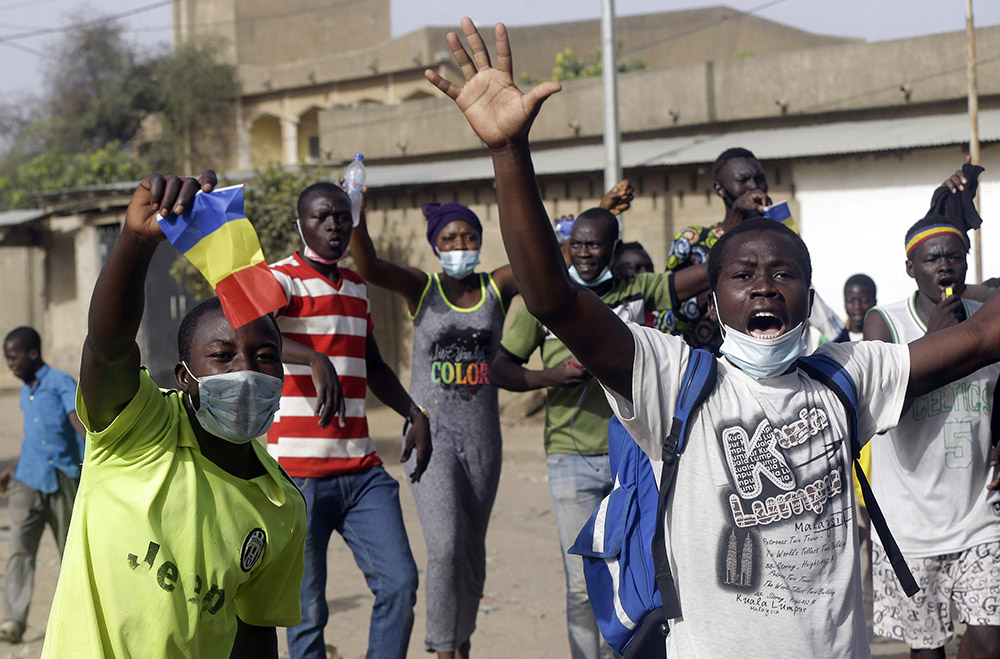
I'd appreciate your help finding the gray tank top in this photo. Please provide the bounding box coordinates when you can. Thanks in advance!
[409,272,506,446]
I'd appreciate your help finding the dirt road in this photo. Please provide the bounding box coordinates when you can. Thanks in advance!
[0,390,951,658]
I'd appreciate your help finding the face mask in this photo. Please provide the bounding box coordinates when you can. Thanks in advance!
[296,220,348,265]
[713,293,807,380]
[568,265,613,288]
[439,249,480,279]
[183,362,284,444]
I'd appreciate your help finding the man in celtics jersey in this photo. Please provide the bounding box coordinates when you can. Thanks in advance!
[865,216,1000,658]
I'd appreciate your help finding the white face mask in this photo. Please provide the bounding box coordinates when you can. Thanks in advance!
[568,265,613,288]
[183,363,284,444]
[439,249,480,279]
[713,293,808,380]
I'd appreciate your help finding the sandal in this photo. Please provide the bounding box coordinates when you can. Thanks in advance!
[0,620,23,643]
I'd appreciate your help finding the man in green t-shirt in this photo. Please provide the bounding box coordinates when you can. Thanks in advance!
[491,208,706,659]
[42,172,306,658]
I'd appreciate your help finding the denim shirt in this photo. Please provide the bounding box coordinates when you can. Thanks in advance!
[16,364,84,493]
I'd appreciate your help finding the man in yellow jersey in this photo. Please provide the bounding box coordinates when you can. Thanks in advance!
[42,172,306,658]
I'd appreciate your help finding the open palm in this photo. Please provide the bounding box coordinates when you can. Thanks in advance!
[425,18,561,150]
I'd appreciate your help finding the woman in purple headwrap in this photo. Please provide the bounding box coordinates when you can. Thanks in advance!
[350,195,516,659]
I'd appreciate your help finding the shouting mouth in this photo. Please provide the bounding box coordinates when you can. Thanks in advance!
[746,311,786,339]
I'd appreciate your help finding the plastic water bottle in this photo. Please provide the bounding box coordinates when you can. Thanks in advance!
[343,153,366,227]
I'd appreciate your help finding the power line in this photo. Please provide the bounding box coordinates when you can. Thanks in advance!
[2,0,996,168]
[0,0,173,44]
[0,0,369,39]
[0,0,58,13]
[620,0,795,57]
[170,0,368,33]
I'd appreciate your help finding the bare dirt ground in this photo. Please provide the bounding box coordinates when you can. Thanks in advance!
[0,390,959,658]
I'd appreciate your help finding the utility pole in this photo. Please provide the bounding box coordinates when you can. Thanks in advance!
[966,0,982,283]
[601,0,621,193]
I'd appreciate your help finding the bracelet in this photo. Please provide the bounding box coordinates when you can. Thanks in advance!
[407,405,430,422]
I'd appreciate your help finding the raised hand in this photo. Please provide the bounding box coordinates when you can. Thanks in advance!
[124,171,218,243]
[424,18,562,150]
[600,179,635,215]
[338,176,369,215]
[942,155,972,193]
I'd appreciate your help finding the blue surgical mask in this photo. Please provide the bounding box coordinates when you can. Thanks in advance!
[714,293,807,380]
[439,249,480,279]
[184,363,284,444]
[568,265,613,288]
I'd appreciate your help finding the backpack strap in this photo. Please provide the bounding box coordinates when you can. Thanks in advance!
[796,354,919,597]
[653,348,718,622]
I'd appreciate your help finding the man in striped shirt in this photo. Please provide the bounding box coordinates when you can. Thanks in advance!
[267,181,432,659]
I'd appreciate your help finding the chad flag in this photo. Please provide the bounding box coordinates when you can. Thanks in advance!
[157,184,286,329]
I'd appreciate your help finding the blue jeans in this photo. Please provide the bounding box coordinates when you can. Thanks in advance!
[547,453,613,659]
[287,466,418,659]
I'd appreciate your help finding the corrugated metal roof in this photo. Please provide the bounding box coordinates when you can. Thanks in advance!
[366,109,1000,188]
[0,209,46,228]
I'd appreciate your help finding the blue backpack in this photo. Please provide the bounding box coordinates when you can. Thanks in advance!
[569,349,917,658]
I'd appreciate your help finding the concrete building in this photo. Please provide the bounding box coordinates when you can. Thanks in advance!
[3,4,998,390]
[170,0,851,170]
[0,186,194,389]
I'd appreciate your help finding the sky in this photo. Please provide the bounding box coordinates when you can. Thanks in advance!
[1,0,999,99]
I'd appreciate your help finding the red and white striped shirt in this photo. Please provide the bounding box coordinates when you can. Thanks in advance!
[267,253,381,477]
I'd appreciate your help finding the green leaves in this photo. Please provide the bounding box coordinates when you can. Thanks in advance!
[0,17,241,208]
[169,163,326,299]
[0,141,142,208]
[519,41,646,85]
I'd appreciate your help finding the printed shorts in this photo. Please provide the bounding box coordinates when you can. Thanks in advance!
[872,540,1000,649]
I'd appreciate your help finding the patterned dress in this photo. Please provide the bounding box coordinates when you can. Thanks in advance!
[665,223,727,352]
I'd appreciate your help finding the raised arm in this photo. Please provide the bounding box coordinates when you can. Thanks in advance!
[906,289,1000,399]
[489,264,519,310]
[599,179,635,215]
[674,264,709,302]
[347,190,428,312]
[425,19,636,400]
[80,172,216,432]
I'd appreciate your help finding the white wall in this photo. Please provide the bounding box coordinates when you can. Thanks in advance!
[794,145,1000,320]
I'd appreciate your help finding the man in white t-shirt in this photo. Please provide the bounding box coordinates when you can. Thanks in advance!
[425,19,1000,657]
[866,216,1000,658]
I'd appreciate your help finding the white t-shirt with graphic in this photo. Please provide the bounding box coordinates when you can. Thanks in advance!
[870,294,1000,557]
[602,325,909,658]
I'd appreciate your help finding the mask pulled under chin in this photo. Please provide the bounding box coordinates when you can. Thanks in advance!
[718,321,807,380]
[439,249,480,279]
[296,220,349,265]
[183,362,284,444]
[568,265,613,288]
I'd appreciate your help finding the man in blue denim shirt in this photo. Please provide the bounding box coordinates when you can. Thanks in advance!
[1,327,84,644]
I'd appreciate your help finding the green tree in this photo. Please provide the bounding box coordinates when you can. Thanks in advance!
[0,142,143,208]
[520,40,647,85]
[169,163,325,298]
[143,37,242,173]
[0,17,241,211]
[43,17,154,154]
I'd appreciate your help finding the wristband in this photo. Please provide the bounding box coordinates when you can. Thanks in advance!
[407,405,430,422]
